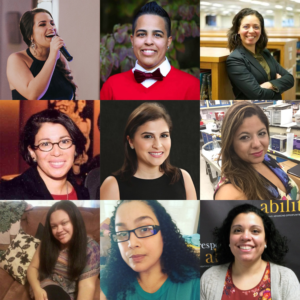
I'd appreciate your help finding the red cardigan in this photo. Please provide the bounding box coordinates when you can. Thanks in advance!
[100,66,200,100]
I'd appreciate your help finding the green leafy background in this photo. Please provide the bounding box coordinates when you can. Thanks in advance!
[100,0,200,87]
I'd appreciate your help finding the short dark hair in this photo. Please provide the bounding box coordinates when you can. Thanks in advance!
[227,8,268,53]
[114,102,180,184]
[213,204,288,265]
[19,109,86,166]
[132,1,171,37]
[101,200,200,300]
[39,201,87,281]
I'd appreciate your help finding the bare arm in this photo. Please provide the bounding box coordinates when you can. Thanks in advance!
[27,244,48,300]
[100,176,120,200]
[180,169,197,200]
[214,183,248,200]
[7,36,65,100]
[77,274,98,300]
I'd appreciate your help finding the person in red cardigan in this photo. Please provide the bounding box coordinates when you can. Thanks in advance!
[100,1,200,100]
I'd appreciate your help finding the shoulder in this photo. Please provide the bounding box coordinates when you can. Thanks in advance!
[87,237,100,250]
[169,66,199,83]
[215,182,248,200]
[201,264,229,286]
[271,263,299,280]
[105,70,133,85]
[227,48,243,60]
[7,51,30,68]
[100,176,120,200]
[179,168,192,181]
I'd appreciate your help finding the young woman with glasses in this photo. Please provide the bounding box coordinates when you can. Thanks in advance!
[100,200,200,300]
[0,109,89,199]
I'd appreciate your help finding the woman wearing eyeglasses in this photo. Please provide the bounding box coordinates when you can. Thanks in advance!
[100,200,200,300]
[0,109,89,200]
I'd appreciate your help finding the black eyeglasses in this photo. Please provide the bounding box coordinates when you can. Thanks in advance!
[33,139,74,152]
[112,225,161,243]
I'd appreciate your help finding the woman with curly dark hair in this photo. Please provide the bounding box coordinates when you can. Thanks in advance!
[201,204,300,300]
[6,8,76,100]
[100,102,197,200]
[226,8,294,100]
[100,200,200,300]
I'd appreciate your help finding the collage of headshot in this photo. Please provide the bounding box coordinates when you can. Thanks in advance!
[1,0,300,299]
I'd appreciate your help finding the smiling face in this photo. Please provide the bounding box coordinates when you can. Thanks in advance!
[233,115,269,167]
[238,14,261,51]
[131,14,172,71]
[31,12,56,48]
[115,201,164,273]
[50,209,73,249]
[28,122,75,183]
[127,118,171,171]
[230,212,266,264]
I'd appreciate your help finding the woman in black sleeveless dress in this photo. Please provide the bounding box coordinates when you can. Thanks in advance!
[100,102,197,200]
[6,8,76,100]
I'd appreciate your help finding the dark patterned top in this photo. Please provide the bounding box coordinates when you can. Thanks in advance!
[214,154,299,200]
[222,262,271,300]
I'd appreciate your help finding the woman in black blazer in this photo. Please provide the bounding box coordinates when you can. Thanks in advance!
[226,8,294,100]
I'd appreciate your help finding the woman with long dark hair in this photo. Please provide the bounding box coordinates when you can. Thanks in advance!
[100,200,200,300]
[0,109,89,200]
[226,8,294,100]
[6,8,76,100]
[100,102,197,200]
[201,204,300,299]
[27,201,99,300]
[214,101,299,200]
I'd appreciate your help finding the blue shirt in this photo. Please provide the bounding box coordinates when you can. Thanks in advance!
[101,271,200,300]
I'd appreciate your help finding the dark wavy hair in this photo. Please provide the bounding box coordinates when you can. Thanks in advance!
[217,101,275,200]
[39,201,87,281]
[101,200,200,300]
[114,102,180,184]
[132,1,171,37]
[227,8,268,53]
[213,204,288,265]
[19,109,86,166]
[20,8,77,95]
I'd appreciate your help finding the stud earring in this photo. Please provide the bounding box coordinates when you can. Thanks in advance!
[265,245,267,249]
[32,157,36,162]
[30,39,35,49]
[131,146,134,149]
[167,46,169,49]
[229,244,230,247]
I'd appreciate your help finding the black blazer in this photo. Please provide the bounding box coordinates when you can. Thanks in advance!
[226,46,294,100]
[0,167,89,200]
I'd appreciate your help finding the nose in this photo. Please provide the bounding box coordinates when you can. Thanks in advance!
[50,143,62,156]
[152,138,162,149]
[127,231,141,248]
[248,27,254,33]
[57,225,63,233]
[241,230,250,240]
[251,135,261,148]
[144,34,154,45]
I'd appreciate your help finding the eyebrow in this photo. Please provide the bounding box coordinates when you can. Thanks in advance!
[38,20,54,24]
[231,224,262,229]
[37,135,71,143]
[141,131,169,135]
[238,128,266,137]
[136,29,164,35]
[115,216,154,227]
[50,219,69,226]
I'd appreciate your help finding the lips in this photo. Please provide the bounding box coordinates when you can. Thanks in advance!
[149,152,163,157]
[251,150,263,156]
[130,255,145,258]
[49,161,66,168]
[141,49,157,56]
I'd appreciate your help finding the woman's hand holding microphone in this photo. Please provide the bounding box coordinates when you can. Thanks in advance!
[49,35,65,61]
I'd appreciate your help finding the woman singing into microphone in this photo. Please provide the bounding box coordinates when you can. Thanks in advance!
[6,8,76,100]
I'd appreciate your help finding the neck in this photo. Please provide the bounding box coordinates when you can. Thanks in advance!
[242,43,256,54]
[232,258,267,276]
[137,57,166,72]
[29,46,50,60]
[137,260,168,293]
[134,163,164,179]
[251,162,265,172]
[36,166,69,195]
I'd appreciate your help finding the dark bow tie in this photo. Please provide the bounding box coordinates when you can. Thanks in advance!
[134,68,164,83]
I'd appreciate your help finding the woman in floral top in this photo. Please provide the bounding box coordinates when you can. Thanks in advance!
[201,204,300,300]
[214,101,299,200]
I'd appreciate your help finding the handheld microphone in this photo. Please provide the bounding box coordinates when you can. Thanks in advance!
[60,46,73,62]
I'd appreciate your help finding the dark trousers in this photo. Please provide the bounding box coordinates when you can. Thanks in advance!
[44,285,71,300]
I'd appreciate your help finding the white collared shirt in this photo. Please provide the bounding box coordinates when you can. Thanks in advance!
[132,57,171,88]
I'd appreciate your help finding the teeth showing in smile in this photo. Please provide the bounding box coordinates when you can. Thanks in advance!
[149,152,163,156]
[46,34,55,38]
[142,50,155,53]
[239,246,253,250]
[50,162,64,166]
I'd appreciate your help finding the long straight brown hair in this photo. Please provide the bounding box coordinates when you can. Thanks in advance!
[218,101,278,200]
[114,102,180,184]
